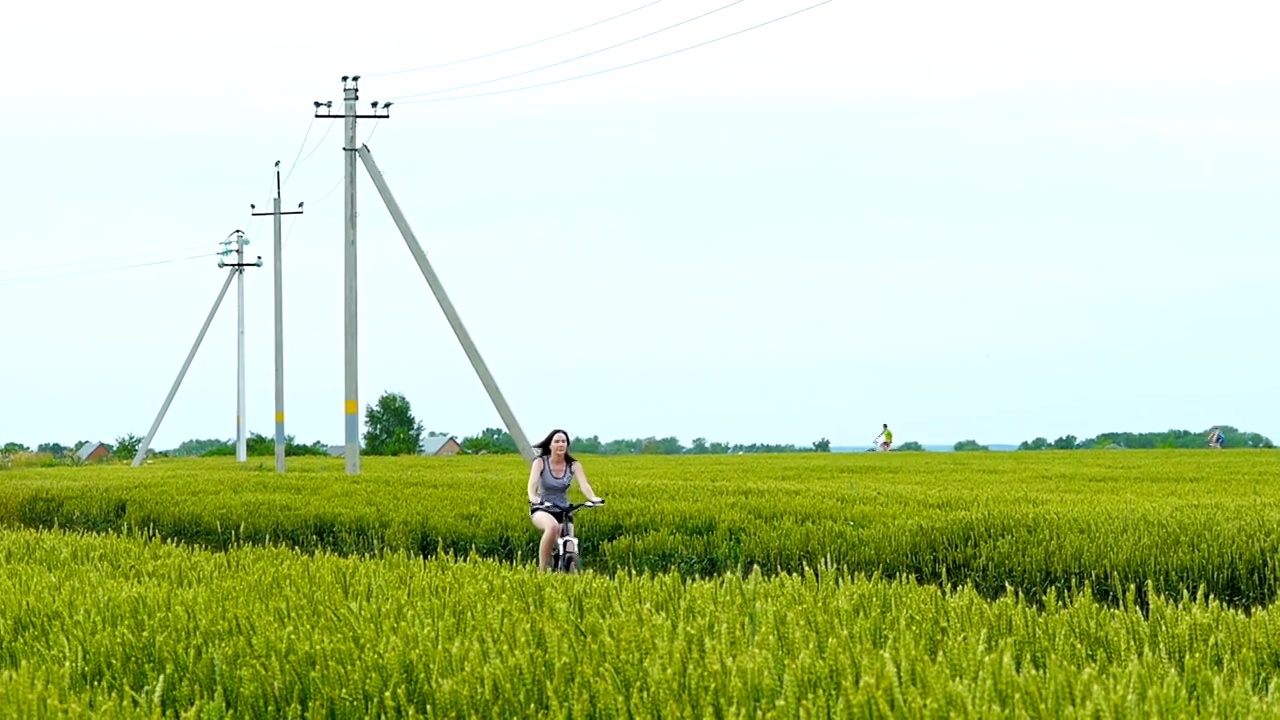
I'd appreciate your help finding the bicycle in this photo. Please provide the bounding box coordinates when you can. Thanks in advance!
[533,499,605,573]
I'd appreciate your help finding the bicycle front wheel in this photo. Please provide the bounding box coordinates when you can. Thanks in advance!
[560,553,579,574]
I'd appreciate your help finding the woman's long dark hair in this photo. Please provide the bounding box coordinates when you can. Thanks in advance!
[533,428,577,467]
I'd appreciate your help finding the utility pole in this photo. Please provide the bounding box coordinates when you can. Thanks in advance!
[218,231,263,462]
[313,75,534,463]
[252,161,304,473]
[315,75,390,474]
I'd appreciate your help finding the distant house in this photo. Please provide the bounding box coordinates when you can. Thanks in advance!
[420,436,462,456]
[76,442,111,464]
[326,445,347,458]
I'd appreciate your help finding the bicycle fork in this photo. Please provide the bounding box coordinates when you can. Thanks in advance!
[557,519,580,556]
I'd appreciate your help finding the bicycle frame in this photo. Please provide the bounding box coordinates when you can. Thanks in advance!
[536,500,603,573]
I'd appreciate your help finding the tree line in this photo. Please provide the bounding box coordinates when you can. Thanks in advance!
[3,389,1271,462]
[1,391,832,463]
[1014,426,1273,451]
[456,427,832,456]
[358,392,834,456]
[890,426,1274,452]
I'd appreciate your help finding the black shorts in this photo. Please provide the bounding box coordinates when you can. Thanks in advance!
[530,505,567,523]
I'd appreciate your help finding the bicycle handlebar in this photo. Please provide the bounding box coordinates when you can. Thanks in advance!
[531,499,605,513]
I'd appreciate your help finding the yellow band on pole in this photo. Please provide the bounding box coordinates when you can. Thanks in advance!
[275,412,285,423]
[345,400,358,415]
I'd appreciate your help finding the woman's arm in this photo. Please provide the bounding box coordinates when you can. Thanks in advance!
[528,458,543,503]
[573,462,602,502]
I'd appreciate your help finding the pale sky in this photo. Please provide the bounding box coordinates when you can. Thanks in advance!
[2,0,1277,451]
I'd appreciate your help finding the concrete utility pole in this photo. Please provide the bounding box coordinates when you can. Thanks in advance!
[314,76,390,475]
[219,231,264,462]
[314,75,535,466]
[251,162,304,473]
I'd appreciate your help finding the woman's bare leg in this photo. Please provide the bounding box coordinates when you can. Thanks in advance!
[531,511,561,569]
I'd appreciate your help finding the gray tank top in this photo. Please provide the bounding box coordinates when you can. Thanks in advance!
[537,457,573,509]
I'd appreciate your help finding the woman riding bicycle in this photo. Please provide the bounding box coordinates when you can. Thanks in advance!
[528,429,602,570]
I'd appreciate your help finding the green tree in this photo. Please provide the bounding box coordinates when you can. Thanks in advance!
[2,442,31,455]
[286,439,330,457]
[1068,427,1273,450]
[461,428,518,455]
[729,443,806,453]
[1018,437,1050,451]
[36,442,71,458]
[202,433,329,457]
[1226,428,1275,448]
[1051,435,1078,450]
[571,435,604,454]
[656,436,685,454]
[953,439,989,452]
[171,438,232,457]
[896,441,925,452]
[603,438,643,455]
[363,392,425,456]
[206,434,270,457]
[812,438,831,452]
[114,434,143,461]
[247,433,275,456]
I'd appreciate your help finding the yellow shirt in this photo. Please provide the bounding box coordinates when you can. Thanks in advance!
[883,429,893,443]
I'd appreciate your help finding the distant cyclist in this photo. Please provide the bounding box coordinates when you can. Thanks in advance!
[875,423,894,451]
[1208,427,1225,449]
[527,429,603,570]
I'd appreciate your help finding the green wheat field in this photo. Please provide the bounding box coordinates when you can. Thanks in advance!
[1,451,1279,718]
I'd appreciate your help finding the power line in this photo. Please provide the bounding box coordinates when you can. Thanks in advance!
[13,3,832,287]
[399,0,835,105]
[265,124,333,246]
[304,120,381,219]
[11,244,213,275]
[389,0,750,102]
[296,122,334,167]
[267,124,336,247]
[18,169,275,280]
[277,118,379,253]
[282,215,300,248]
[316,177,343,205]
[279,120,335,202]
[245,170,277,241]
[281,117,316,187]
[369,0,668,77]
[0,253,215,287]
